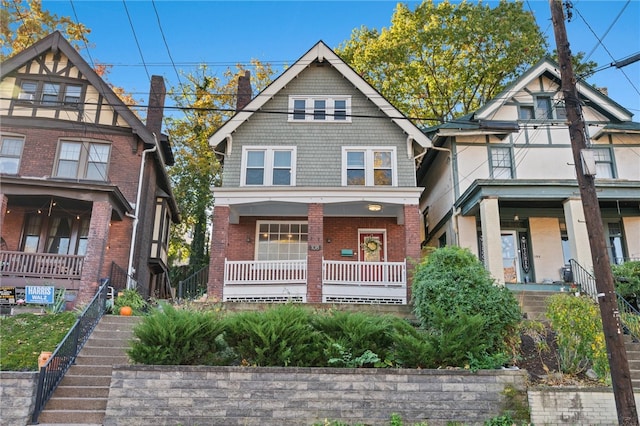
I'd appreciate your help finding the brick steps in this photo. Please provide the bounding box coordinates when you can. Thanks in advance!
[36,314,140,425]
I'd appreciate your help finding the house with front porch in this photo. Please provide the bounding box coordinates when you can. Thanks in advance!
[0,32,179,306]
[418,58,640,287]
[207,41,431,304]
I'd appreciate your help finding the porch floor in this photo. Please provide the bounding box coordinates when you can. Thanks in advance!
[506,282,566,292]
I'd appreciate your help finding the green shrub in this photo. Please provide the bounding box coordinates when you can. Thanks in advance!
[411,246,521,366]
[128,303,232,365]
[114,289,147,315]
[613,261,640,309]
[313,310,400,366]
[222,304,325,367]
[546,294,608,379]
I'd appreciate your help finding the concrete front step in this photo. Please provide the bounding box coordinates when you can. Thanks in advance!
[59,374,112,387]
[75,353,130,365]
[37,409,106,424]
[53,386,110,398]
[66,364,113,376]
[45,397,107,411]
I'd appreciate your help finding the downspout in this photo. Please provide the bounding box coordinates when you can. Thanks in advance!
[125,134,158,289]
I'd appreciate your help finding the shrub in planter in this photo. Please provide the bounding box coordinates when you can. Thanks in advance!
[128,303,232,365]
[222,304,325,367]
[411,246,521,367]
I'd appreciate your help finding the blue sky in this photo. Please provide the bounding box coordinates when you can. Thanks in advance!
[40,0,640,119]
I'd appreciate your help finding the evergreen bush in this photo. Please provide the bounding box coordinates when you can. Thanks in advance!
[128,303,232,365]
[222,304,325,366]
[411,246,521,367]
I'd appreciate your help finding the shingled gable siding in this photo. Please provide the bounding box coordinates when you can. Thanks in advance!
[104,366,527,426]
[220,65,416,189]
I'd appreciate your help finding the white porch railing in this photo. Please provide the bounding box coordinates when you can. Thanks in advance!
[224,259,307,284]
[322,259,406,286]
[0,251,84,279]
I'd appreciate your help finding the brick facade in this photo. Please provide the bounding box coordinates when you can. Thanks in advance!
[208,206,230,301]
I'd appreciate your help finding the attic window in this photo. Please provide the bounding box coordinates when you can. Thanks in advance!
[288,96,351,122]
[17,79,84,107]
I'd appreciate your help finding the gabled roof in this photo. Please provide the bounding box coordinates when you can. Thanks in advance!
[209,40,431,151]
[2,32,161,149]
[475,57,633,122]
[1,31,179,220]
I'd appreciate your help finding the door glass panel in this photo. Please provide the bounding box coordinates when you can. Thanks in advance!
[501,233,518,283]
[46,217,72,254]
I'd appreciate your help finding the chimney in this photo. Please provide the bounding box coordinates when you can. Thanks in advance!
[236,70,252,111]
[147,75,166,138]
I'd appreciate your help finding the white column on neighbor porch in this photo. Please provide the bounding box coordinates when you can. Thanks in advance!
[562,197,592,272]
[479,197,504,286]
[457,215,479,258]
[622,217,640,260]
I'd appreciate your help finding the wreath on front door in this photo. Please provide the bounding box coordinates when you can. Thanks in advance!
[361,236,382,255]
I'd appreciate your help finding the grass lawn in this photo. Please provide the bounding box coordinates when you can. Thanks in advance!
[0,312,77,371]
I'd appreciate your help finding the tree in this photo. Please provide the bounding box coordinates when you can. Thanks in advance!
[166,60,275,278]
[336,0,547,123]
[0,0,90,60]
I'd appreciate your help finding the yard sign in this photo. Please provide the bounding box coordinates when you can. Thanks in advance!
[25,286,55,304]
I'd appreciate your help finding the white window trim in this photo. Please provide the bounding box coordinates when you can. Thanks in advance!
[255,220,308,261]
[0,134,25,175]
[241,146,297,186]
[54,138,112,181]
[288,96,352,122]
[341,146,397,187]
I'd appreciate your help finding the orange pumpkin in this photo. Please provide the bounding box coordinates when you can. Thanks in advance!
[119,306,133,316]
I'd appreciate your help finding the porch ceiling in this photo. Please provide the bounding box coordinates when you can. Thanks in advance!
[228,201,405,224]
[456,179,640,216]
[1,176,132,220]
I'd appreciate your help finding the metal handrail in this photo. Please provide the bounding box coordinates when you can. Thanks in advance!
[178,265,209,301]
[31,280,109,424]
[568,259,640,342]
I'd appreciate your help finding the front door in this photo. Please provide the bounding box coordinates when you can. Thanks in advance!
[501,231,519,283]
[359,231,385,262]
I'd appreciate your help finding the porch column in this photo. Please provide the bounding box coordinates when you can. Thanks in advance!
[404,204,422,301]
[563,198,592,272]
[622,217,640,260]
[208,206,229,302]
[307,203,323,303]
[78,201,112,305]
[479,197,504,285]
[457,215,479,258]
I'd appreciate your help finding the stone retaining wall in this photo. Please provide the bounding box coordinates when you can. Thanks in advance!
[104,366,527,426]
[0,372,38,426]
[529,388,640,425]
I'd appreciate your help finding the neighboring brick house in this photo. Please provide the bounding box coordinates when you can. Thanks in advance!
[0,31,179,306]
[207,41,431,304]
[418,58,640,287]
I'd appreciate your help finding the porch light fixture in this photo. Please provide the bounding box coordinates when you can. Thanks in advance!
[367,204,382,212]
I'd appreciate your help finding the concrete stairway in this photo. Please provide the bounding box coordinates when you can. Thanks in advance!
[511,290,558,322]
[36,315,140,425]
[624,336,640,390]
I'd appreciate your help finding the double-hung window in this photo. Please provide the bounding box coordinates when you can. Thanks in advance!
[242,146,296,186]
[489,146,514,179]
[289,96,351,122]
[0,136,25,174]
[55,140,111,181]
[593,147,615,178]
[342,147,396,186]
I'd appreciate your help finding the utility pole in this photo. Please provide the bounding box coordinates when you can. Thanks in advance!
[549,1,639,424]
